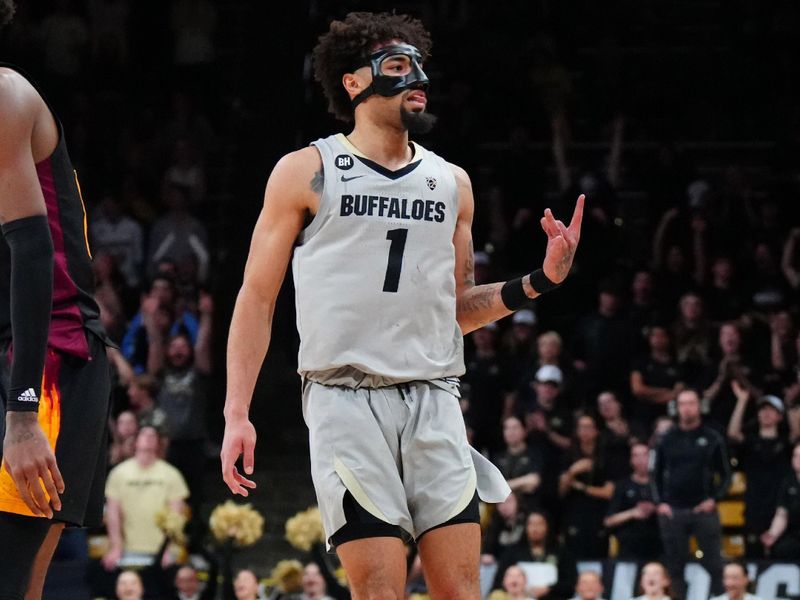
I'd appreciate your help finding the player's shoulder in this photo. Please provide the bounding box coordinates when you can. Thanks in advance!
[267,146,322,192]
[273,146,322,177]
[445,161,471,188]
[0,67,39,123]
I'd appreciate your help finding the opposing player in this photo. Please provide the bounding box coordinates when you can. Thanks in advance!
[222,12,584,600]
[0,2,112,597]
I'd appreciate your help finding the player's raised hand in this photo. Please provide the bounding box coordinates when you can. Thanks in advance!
[220,416,258,497]
[2,412,64,518]
[541,194,584,284]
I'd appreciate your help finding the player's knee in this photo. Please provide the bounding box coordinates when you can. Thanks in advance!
[426,569,480,600]
[355,587,400,600]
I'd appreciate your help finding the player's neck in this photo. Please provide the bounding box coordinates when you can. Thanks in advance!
[347,119,412,170]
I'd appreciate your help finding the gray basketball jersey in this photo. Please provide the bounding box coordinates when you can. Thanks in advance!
[292,133,465,382]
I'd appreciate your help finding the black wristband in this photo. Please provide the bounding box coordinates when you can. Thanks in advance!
[529,268,561,294]
[500,277,531,311]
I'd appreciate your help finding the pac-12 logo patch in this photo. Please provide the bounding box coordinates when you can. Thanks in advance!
[335,154,354,170]
[426,176,437,190]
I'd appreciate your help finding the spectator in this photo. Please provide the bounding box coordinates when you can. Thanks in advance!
[127,374,169,434]
[164,138,207,205]
[148,182,209,282]
[570,571,606,600]
[703,323,761,428]
[493,512,577,600]
[152,293,212,530]
[90,192,145,289]
[761,442,800,559]
[103,426,189,570]
[116,570,144,600]
[522,365,572,513]
[493,416,543,513]
[653,389,731,597]
[171,565,217,600]
[671,293,714,384]
[769,311,798,384]
[294,562,336,600]
[501,309,539,386]
[572,283,632,397]
[631,325,684,430]
[233,569,264,600]
[728,382,794,556]
[604,443,661,561]
[502,565,535,600]
[122,274,200,373]
[597,390,640,481]
[651,205,703,315]
[520,365,572,451]
[464,323,511,455]
[628,270,661,353]
[632,562,672,600]
[515,332,575,414]
[93,251,131,342]
[109,410,139,468]
[558,414,614,559]
[710,562,762,600]
[704,257,747,322]
[482,492,527,563]
[748,242,789,314]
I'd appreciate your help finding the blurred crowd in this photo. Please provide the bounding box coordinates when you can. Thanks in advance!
[3,1,800,599]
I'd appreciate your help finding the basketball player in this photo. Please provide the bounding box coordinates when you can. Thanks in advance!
[222,12,583,600]
[0,2,112,598]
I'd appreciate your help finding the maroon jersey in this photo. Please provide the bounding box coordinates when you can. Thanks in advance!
[0,63,105,358]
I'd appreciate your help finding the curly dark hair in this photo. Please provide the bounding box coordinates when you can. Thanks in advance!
[312,11,432,122]
[0,0,15,27]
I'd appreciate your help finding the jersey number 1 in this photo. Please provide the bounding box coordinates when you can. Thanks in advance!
[383,228,408,292]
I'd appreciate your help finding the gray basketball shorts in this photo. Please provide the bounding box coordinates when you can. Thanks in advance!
[302,379,511,549]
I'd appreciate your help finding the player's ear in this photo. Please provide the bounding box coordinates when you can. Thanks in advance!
[342,70,367,100]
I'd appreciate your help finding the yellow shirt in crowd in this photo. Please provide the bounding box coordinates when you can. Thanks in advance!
[105,458,189,554]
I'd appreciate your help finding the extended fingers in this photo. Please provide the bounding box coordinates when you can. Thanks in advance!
[569,194,585,237]
[229,466,256,497]
[541,209,560,238]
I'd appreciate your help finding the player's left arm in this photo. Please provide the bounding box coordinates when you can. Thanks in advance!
[451,163,584,334]
[0,71,64,518]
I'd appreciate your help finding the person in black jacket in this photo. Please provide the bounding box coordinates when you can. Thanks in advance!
[653,389,732,598]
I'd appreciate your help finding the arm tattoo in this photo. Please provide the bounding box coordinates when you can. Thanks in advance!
[456,283,502,316]
[310,166,324,195]
[9,430,34,445]
[463,239,475,287]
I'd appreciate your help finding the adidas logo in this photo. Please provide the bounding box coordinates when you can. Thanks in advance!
[17,388,38,403]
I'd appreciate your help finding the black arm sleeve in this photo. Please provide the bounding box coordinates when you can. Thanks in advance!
[1,215,53,412]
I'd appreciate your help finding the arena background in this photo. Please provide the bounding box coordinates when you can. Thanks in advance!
[2,1,800,599]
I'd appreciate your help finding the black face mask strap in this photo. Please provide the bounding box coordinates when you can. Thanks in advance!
[351,84,375,109]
